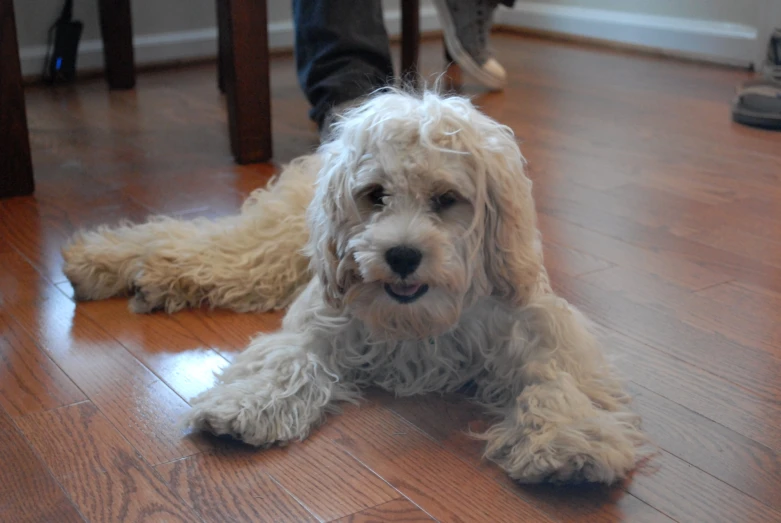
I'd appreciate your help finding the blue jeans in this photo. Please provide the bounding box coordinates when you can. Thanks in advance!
[293,0,394,129]
[292,0,516,128]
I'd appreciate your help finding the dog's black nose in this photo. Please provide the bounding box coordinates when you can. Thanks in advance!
[385,246,422,278]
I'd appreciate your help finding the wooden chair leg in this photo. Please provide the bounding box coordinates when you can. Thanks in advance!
[0,0,34,198]
[216,0,228,94]
[97,0,135,89]
[219,0,272,164]
[400,0,420,86]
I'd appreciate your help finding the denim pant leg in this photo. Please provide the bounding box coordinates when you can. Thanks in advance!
[292,0,394,128]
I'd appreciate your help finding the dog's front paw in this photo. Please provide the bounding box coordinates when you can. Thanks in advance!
[483,412,643,484]
[183,381,322,447]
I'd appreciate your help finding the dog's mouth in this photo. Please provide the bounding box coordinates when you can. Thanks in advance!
[384,283,429,304]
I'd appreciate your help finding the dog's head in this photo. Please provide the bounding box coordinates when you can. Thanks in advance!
[307,90,542,340]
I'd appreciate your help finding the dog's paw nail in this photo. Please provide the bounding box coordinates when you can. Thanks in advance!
[129,287,163,314]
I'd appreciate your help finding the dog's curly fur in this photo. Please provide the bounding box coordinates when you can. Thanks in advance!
[62,90,646,484]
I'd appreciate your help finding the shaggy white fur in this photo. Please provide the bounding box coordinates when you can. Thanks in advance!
[63,89,646,484]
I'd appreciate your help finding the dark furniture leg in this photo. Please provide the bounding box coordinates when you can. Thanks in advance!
[216,0,228,94]
[97,0,135,89]
[401,0,420,85]
[219,0,272,164]
[0,0,34,198]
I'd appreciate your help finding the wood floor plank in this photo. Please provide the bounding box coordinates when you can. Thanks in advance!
[0,312,84,417]
[169,430,399,522]
[377,391,672,523]
[538,186,781,296]
[686,225,781,268]
[605,330,781,452]
[17,402,198,522]
[157,450,317,523]
[332,498,433,522]
[171,308,284,361]
[62,294,230,402]
[321,402,559,522]
[250,431,399,521]
[695,281,781,350]
[538,213,730,291]
[7,288,206,465]
[627,382,781,511]
[581,266,781,357]
[550,270,781,407]
[628,450,781,523]
[0,249,59,307]
[0,407,83,523]
[542,241,614,278]
[0,190,153,284]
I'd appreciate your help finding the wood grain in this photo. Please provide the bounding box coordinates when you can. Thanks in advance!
[248,431,399,521]
[333,498,433,523]
[7,289,205,465]
[628,450,781,523]
[605,330,781,452]
[157,449,317,522]
[163,431,399,522]
[17,401,197,521]
[377,391,672,523]
[0,312,84,417]
[550,271,781,406]
[64,294,230,402]
[0,407,82,522]
[538,213,730,291]
[627,383,781,512]
[581,266,781,358]
[323,402,558,522]
[171,307,284,361]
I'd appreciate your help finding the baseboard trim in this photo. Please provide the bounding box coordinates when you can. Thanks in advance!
[496,2,758,67]
[19,6,442,78]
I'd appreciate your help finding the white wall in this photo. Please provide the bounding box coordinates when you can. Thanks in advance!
[499,0,767,67]
[518,0,764,28]
[15,0,774,77]
[15,0,439,77]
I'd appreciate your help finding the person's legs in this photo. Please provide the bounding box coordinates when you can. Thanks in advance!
[435,0,514,90]
[293,0,394,131]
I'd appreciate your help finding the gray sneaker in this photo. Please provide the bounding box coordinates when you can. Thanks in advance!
[432,0,507,90]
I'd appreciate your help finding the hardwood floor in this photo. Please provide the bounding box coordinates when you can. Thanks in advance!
[2,33,780,522]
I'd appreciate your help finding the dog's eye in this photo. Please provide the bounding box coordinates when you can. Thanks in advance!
[366,186,387,207]
[431,191,459,212]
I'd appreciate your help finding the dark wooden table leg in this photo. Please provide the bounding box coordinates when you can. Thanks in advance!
[220,0,271,164]
[216,0,228,93]
[0,0,34,198]
[97,0,135,89]
[401,0,420,87]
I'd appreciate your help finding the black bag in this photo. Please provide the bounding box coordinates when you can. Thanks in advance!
[43,0,83,84]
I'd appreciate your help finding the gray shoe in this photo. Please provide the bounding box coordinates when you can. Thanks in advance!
[432,0,507,90]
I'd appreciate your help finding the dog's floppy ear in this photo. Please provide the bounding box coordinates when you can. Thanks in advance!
[305,150,359,310]
[479,127,542,307]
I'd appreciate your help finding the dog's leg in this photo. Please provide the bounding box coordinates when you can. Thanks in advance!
[476,294,645,484]
[126,209,311,314]
[183,327,359,446]
[62,217,188,302]
[63,156,316,313]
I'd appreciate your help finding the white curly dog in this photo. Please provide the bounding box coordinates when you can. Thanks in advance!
[63,90,645,484]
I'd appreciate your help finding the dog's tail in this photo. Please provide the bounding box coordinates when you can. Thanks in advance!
[62,155,318,313]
